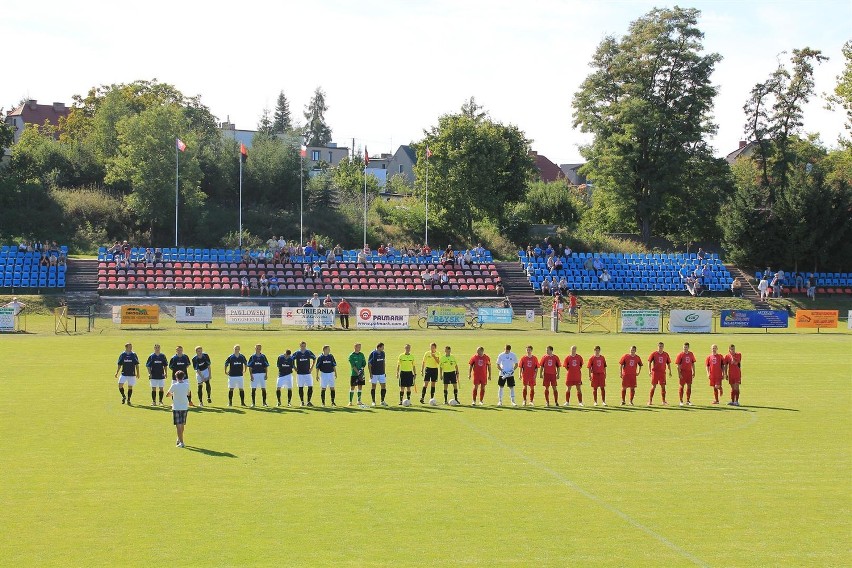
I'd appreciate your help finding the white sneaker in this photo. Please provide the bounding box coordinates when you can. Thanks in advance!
[471,401,477,406]
[679,401,684,406]
[528,401,534,407]
[522,400,526,406]
[593,402,598,406]
[687,401,693,406]
[563,402,570,407]
[497,401,503,406]
[602,402,607,406]
[511,401,517,406]
[380,401,388,407]
[578,402,584,407]
[371,402,376,407]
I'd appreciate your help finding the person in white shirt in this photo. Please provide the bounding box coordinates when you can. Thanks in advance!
[496,345,519,406]
[757,275,769,301]
[4,297,26,315]
[167,370,191,448]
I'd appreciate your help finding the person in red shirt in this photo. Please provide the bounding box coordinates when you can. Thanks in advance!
[724,344,743,406]
[562,345,584,406]
[648,342,671,405]
[519,346,539,406]
[468,346,491,406]
[336,298,351,329]
[618,346,642,405]
[567,291,579,319]
[587,345,607,406]
[538,346,561,407]
[674,342,696,406]
[706,344,725,404]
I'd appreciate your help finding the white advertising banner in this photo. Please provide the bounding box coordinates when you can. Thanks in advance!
[848,310,852,330]
[281,307,336,327]
[225,306,270,325]
[669,309,713,333]
[356,307,409,329]
[620,309,661,333]
[0,307,14,331]
[112,306,121,324]
[175,305,213,324]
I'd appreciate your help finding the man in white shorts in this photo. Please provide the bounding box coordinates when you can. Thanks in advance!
[368,342,388,406]
[315,345,338,406]
[496,344,519,406]
[115,342,140,405]
[293,341,317,406]
[224,345,248,407]
[248,344,270,408]
[276,349,294,407]
[192,346,213,405]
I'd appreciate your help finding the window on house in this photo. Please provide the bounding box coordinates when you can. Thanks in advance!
[329,151,333,162]
[399,165,403,174]
[311,150,320,161]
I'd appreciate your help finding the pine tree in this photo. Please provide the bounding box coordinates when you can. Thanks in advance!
[273,91,291,134]
[303,87,332,146]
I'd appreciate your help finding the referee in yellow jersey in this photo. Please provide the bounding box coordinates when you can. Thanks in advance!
[396,344,417,405]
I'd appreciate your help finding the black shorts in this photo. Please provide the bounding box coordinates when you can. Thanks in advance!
[442,371,457,385]
[399,371,415,388]
[497,375,516,388]
[173,410,188,425]
[424,368,439,383]
[350,372,365,387]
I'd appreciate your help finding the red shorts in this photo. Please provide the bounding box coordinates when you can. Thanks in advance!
[473,376,487,386]
[565,377,582,387]
[621,376,637,388]
[542,375,557,388]
[590,374,606,388]
[651,374,667,386]
[709,377,722,387]
[679,376,693,386]
[522,376,536,387]
[728,378,741,385]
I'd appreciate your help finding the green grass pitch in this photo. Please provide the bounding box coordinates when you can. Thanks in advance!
[1,322,850,567]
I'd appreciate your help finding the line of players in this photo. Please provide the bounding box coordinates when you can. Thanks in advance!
[115,341,743,408]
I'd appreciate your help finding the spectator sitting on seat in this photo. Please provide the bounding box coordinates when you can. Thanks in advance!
[496,283,505,296]
[794,272,804,290]
[702,265,711,280]
[357,249,367,264]
[317,242,326,256]
[439,271,449,285]
[692,265,703,280]
[272,249,282,264]
[333,244,342,257]
[153,248,163,262]
[325,248,335,265]
[377,243,387,256]
[545,243,554,257]
[685,276,698,296]
[39,253,50,267]
[57,254,66,266]
[18,241,27,252]
[311,263,322,280]
[122,241,131,262]
[280,247,290,262]
[143,247,154,265]
[541,278,551,295]
[323,294,334,308]
[583,256,595,271]
[559,276,569,296]
[304,242,314,256]
[696,247,706,262]
[474,243,485,260]
[108,241,121,261]
[564,244,572,257]
[422,243,432,256]
[533,244,542,258]
[240,276,250,296]
[363,243,371,255]
[259,273,270,295]
[546,256,555,272]
[49,253,58,267]
[599,269,611,283]
[458,253,468,270]
[554,256,564,271]
[757,275,769,301]
[694,279,704,296]
[806,275,816,300]
[463,249,473,266]
[241,250,251,263]
[268,274,279,296]
[592,257,603,273]
[421,269,433,285]
[731,279,742,297]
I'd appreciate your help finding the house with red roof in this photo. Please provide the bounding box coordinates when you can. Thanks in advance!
[531,151,565,183]
[4,100,70,146]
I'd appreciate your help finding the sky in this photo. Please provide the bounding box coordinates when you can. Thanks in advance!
[6,0,851,164]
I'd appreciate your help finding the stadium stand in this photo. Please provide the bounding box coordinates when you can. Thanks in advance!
[96,247,500,293]
[0,245,68,289]
[756,270,852,296]
[519,251,734,294]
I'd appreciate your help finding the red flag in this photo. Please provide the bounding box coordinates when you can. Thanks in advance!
[364,147,369,166]
[426,146,432,159]
[240,143,248,163]
[300,144,307,158]
[176,138,187,152]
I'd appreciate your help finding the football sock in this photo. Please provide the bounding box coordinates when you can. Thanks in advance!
[509,387,515,402]
[119,386,125,400]
[306,387,313,402]
[400,391,405,403]
[453,388,458,402]
[529,386,534,402]
[349,390,354,402]
[321,390,326,405]
[593,389,598,403]
[152,389,157,404]
[421,386,428,400]
[330,390,335,404]
[251,389,256,405]
[713,388,719,403]
[239,389,245,404]
[430,385,436,398]
[621,387,626,403]
[357,391,362,402]
[127,388,132,402]
[444,389,449,403]
[277,389,282,404]
[498,386,504,403]
[660,387,666,402]
[577,390,582,403]
[228,390,233,404]
[198,385,203,401]
[630,389,635,403]
[480,389,485,402]
[686,386,691,401]
[523,386,527,401]
[298,387,304,403]
[600,387,606,402]
[678,387,684,401]
[261,389,267,404]
[566,391,571,404]
[371,388,376,403]
[649,388,654,402]
[544,389,549,404]
[158,390,163,403]
[287,389,292,403]
[205,382,212,398]
[472,387,477,401]
[380,387,386,402]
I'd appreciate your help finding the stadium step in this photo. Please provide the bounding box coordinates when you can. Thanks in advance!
[495,261,541,315]
[65,259,99,293]
[725,264,770,309]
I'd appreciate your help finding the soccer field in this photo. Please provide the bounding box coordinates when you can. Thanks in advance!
[1,325,850,567]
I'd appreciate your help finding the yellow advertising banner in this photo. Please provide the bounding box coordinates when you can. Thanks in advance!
[120,305,160,325]
[794,310,838,328]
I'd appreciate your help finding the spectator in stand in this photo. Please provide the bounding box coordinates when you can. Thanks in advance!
[325,248,335,265]
[39,253,50,267]
[474,243,485,261]
[795,272,804,290]
[599,269,611,284]
[558,276,569,296]
[546,256,555,273]
[108,241,121,261]
[770,272,781,298]
[496,283,505,296]
[554,256,564,271]
[757,275,769,301]
[463,249,473,266]
[357,249,367,264]
[310,293,321,308]
[259,273,269,296]
[696,247,706,262]
[545,242,554,257]
[122,241,131,262]
[278,236,286,251]
[241,250,251,263]
[153,248,163,262]
[583,256,595,272]
[267,235,278,252]
[333,244,342,258]
[702,265,711,280]
[337,297,351,329]
[458,252,469,270]
[18,241,27,253]
[422,269,433,286]
[256,249,267,262]
[240,276,250,296]
[541,278,551,295]
[564,244,572,257]
[49,253,58,267]
[304,241,314,256]
[592,257,603,273]
[268,274,279,296]
[685,276,698,296]
[806,275,816,300]
[57,254,66,267]
[731,279,743,297]
[439,271,449,285]
[323,294,334,308]
[377,243,387,256]
[311,263,322,281]
[533,244,542,258]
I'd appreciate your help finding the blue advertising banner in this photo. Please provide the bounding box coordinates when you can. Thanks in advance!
[720,310,788,328]
[477,307,514,324]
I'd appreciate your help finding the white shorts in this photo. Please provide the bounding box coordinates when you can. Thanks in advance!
[251,373,267,389]
[196,368,211,383]
[228,376,245,389]
[277,374,293,389]
[297,373,313,388]
[319,372,336,388]
[370,374,386,385]
[149,378,165,388]
[118,375,136,386]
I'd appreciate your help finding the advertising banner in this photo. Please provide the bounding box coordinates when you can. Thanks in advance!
[225,306,271,325]
[848,310,852,330]
[426,306,466,328]
[477,307,514,324]
[620,309,661,333]
[356,307,409,329]
[720,310,788,328]
[175,305,213,324]
[525,310,536,322]
[0,307,14,331]
[669,310,713,333]
[795,310,839,328]
[119,305,160,325]
[281,307,335,327]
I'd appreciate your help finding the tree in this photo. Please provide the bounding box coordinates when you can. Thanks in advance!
[303,87,332,146]
[243,133,301,208]
[273,91,292,134]
[0,108,14,155]
[826,40,852,142]
[256,107,274,138]
[572,6,722,244]
[413,101,535,237]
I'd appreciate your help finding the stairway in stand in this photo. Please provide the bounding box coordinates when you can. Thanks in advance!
[494,261,541,315]
[64,259,100,315]
[725,264,769,309]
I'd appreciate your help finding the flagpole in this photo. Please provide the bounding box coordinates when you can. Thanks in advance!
[238,153,243,249]
[363,161,368,250]
[425,148,429,247]
[300,151,304,247]
[175,143,179,248]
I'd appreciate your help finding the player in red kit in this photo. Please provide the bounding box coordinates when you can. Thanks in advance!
[538,346,561,406]
[724,344,743,406]
[519,346,539,406]
[468,346,491,406]
[706,344,725,404]
[674,342,696,406]
[563,345,584,407]
[648,342,671,405]
[587,345,607,406]
[619,346,642,405]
